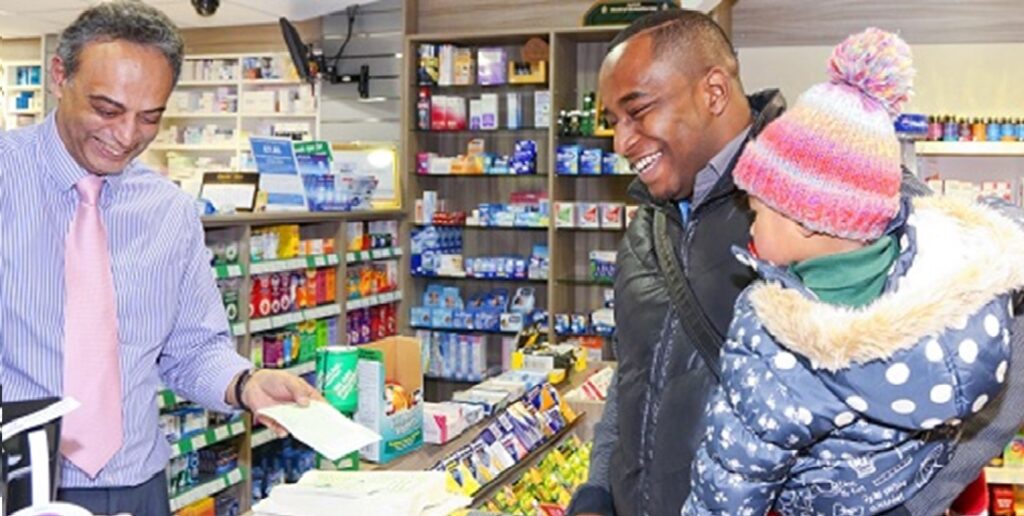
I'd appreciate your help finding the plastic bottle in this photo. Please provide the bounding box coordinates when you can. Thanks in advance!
[927,115,943,141]
[972,117,988,141]
[943,115,959,142]
[1016,117,1024,142]
[987,117,1002,142]
[1002,117,1017,142]
[959,117,973,141]
[416,87,431,131]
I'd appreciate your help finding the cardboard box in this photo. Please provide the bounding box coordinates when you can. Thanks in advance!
[355,336,424,463]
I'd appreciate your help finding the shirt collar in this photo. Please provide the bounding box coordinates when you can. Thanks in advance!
[692,125,751,208]
[40,110,129,193]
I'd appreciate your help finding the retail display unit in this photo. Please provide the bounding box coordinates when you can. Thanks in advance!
[160,209,404,514]
[143,53,321,196]
[402,27,631,392]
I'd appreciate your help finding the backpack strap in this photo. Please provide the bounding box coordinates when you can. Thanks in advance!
[652,208,724,381]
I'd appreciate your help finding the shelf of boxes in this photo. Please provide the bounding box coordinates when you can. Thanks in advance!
[282,360,317,377]
[915,141,1024,157]
[143,52,320,194]
[345,246,404,264]
[346,290,403,311]
[170,419,247,458]
[250,427,281,449]
[249,253,339,275]
[986,467,1024,485]
[168,467,246,512]
[248,303,343,334]
[157,389,187,410]
[211,263,245,280]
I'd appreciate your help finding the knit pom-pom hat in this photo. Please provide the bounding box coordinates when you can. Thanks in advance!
[734,27,915,241]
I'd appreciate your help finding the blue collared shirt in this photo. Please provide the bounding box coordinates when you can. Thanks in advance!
[0,113,251,488]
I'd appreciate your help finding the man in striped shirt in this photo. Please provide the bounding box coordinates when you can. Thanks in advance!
[0,2,319,514]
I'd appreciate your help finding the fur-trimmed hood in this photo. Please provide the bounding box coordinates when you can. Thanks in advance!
[733,195,1021,429]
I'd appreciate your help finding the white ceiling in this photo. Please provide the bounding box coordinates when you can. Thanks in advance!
[0,0,363,38]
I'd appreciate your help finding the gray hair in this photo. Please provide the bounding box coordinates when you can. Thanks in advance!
[56,0,184,84]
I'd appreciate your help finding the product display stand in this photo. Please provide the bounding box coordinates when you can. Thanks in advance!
[402,27,630,379]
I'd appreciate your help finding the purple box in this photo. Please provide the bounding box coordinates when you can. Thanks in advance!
[477,48,508,86]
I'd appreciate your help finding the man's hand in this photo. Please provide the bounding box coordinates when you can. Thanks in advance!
[231,369,325,436]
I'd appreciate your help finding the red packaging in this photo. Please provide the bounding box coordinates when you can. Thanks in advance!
[279,273,293,313]
[253,275,272,318]
[370,306,384,341]
[385,304,397,336]
[992,484,1016,515]
[316,270,328,306]
[269,273,283,315]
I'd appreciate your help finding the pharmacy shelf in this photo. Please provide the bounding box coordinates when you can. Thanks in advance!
[414,128,547,135]
[250,427,281,448]
[157,389,187,410]
[177,80,238,87]
[556,226,625,232]
[415,172,547,178]
[345,246,403,264]
[149,143,237,151]
[249,253,339,275]
[232,322,247,337]
[249,303,342,334]
[412,273,548,283]
[283,360,317,376]
[915,141,1024,157]
[169,467,246,512]
[347,291,403,311]
[986,467,1024,485]
[240,112,317,118]
[413,325,519,336]
[6,84,42,92]
[163,112,238,119]
[211,263,245,279]
[170,419,246,458]
[201,208,405,227]
[241,78,304,85]
[557,277,613,287]
[413,223,548,231]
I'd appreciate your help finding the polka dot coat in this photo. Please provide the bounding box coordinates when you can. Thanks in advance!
[683,196,1023,516]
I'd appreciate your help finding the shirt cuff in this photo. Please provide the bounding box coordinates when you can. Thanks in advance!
[568,484,615,515]
[198,354,252,414]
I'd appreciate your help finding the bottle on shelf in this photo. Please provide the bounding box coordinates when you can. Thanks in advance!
[416,87,432,131]
[958,117,972,142]
[971,117,987,142]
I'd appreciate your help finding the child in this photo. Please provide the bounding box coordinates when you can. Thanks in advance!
[682,28,1023,516]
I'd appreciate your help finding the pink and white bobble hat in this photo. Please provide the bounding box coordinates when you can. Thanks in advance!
[734,28,915,241]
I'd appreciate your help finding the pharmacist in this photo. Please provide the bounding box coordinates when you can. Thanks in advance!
[0,2,319,515]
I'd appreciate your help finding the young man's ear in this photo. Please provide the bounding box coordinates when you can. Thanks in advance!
[704,66,731,117]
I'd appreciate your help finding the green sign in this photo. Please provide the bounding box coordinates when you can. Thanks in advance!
[583,0,679,26]
[293,140,333,159]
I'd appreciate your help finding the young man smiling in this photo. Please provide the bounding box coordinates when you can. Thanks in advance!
[569,10,1024,516]
[0,2,319,514]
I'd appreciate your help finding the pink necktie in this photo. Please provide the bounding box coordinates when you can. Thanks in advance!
[60,174,124,478]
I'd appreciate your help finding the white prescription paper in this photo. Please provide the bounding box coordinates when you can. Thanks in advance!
[252,471,471,516]
[256,401,380,461]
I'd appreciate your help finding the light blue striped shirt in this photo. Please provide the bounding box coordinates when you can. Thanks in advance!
[0,113,252,488]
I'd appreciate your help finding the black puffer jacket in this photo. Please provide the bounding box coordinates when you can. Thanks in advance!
[569,90,787,516]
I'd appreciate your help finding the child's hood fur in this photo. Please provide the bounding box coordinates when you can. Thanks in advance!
[748,195,1024,371]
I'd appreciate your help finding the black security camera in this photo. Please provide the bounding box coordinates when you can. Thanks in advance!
[191,0,219,17]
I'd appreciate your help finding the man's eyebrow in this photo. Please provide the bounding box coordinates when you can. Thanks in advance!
[619,91,649,106]
[87,94,166,115]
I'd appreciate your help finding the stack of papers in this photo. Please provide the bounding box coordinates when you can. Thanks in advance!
[252,471,472,516]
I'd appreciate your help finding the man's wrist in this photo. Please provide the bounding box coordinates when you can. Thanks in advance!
[230,368,255,411]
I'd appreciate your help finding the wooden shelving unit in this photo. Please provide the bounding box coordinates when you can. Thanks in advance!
[142,53,322,197]
[402,27,629,353]
[158,209,405,513]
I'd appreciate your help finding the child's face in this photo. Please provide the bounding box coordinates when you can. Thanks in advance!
[748,196,812,266]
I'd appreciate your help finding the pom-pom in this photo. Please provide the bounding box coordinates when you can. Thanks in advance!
[827,27,914,118]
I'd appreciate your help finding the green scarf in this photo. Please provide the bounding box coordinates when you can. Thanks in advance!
[789,235,900,308]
